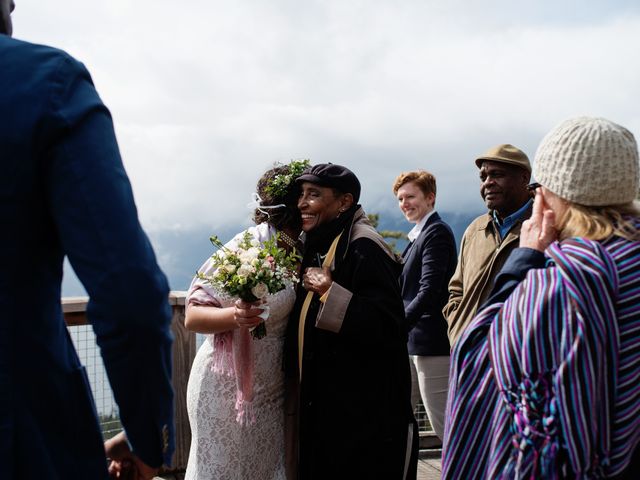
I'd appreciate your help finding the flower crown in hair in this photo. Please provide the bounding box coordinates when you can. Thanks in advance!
[264,159,311,198]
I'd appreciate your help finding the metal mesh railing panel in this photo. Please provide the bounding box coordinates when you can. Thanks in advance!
[414,401,432,433]
[68,324,122,440]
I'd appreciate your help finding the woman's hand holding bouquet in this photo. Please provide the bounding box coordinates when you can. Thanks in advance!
[197,231,299,339]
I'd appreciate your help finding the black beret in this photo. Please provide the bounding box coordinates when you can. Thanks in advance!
[296,163,361,203]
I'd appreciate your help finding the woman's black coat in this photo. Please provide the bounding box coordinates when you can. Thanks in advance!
[285,207,418,479]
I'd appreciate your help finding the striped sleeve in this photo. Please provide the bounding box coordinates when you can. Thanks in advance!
[443,236,640,479]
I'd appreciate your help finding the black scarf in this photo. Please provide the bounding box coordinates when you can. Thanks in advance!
[300,204,359,271]
[284,204,359,378]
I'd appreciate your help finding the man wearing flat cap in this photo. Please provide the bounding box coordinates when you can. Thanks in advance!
[443,144,532,347]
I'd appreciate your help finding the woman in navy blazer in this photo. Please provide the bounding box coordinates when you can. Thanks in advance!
[394,170,457,440]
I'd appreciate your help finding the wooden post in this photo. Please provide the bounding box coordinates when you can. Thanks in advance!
[62,296,89,325]
[63,292,196,472]
[168,291,194,470]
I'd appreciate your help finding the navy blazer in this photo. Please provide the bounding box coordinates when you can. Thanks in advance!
[0,35,174,477]
[400,212,457,356]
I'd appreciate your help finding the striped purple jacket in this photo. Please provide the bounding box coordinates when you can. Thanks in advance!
[443,232,640,479]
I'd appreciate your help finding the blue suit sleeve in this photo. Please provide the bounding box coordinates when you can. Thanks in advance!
[43,54,174,467]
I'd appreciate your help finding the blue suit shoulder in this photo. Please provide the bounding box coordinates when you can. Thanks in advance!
[421,214,455,243]
[0,35,98,127]
[1,34,84,72]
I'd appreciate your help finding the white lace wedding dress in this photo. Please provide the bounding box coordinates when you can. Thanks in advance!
[184,224,295,480]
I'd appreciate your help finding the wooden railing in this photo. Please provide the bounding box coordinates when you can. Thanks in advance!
[63,292,440,472]
[62,292,195,471]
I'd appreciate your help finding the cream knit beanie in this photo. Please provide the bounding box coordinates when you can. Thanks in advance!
[533,116,639,206]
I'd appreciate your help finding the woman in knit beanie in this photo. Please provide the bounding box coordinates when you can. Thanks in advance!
[532,116,639,241]
[442,117,640,479]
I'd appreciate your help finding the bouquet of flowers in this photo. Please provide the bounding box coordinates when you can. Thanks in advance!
[196,231,300,339]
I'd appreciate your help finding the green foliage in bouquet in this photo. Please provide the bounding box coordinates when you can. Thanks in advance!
[196,231,300,339]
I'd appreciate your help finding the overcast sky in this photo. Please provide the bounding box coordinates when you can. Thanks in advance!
[13,0,640,235]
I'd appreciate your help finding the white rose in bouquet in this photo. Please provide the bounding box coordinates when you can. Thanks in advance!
[251,282,269,299]
[240,247,261,263]
[237,264,255,277]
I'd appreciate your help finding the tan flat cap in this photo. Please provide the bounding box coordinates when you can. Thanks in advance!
[475,144,531,173]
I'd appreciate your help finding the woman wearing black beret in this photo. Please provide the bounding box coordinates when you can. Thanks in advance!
[284,163,418,479]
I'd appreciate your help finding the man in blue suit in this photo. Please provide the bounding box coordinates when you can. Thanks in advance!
[1,2,174,478]
[393,170,456,441]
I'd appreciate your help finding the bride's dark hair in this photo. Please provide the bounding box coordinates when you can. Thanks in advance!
[252,163,303,231]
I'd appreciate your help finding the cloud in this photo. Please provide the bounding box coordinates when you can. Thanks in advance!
[13,0,640,234]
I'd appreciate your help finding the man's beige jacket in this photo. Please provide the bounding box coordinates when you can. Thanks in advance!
[443,209,530,347]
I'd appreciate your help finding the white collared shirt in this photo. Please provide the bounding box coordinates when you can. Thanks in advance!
[407,210,436,242]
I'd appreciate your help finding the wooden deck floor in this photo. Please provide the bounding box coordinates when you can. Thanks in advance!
[417,453,442,480]
[156,453,442,480]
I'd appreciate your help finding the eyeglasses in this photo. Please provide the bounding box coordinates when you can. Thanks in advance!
[527,182,541,192]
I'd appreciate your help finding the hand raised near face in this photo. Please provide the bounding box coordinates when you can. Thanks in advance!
[520,191,557,252]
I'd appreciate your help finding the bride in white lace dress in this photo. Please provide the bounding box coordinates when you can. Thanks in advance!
[184,163,304,480]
